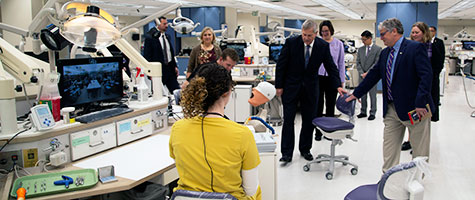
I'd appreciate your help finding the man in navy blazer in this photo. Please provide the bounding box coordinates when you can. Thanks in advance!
[143,16,180,93]
[346,18,434,172]
[275,20,345,163]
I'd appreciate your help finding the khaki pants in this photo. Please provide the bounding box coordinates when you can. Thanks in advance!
[382,103,431,172]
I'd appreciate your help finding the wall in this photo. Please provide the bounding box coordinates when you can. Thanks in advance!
[1,0,34,50]
[225,7,237,38]
[237,12,260,31]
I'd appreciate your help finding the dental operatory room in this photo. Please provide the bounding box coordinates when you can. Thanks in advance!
[1,0,475,199]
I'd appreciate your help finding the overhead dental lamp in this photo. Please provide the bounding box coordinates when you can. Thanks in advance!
[60,2,121,52]
[169,8,200,34]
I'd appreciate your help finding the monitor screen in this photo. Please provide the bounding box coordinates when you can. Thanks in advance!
[57,57,124,108]
[462,40,475,50]
[269,44,284,63]
[221,42,247,63]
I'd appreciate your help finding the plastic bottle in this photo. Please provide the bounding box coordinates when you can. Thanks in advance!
[137,73,149,102]
[39,73,61,122]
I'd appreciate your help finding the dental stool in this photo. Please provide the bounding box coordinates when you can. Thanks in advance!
[170,190,237,200]
[303,94,358,180]
[344,157,430,200]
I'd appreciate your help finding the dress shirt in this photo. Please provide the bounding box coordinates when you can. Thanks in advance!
[387,36,404,83]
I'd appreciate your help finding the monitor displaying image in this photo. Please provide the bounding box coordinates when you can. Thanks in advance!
[57,57,124,108]
[269,44,284,63]
[220,42,247,63]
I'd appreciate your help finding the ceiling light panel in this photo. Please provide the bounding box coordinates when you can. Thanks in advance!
[237,0,328,20]
[311,0,361,19]
[439,0,475,19]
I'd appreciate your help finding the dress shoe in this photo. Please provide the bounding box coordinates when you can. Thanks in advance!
[315,135,322,141]
[300,152,314,161]
[315,129,323,141]
[357,113,367,118]
[401,141,412,151]
[279,155,292,163]
[368,115,376,120]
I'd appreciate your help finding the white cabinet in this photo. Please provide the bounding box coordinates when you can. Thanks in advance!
[116,113,153,146]
[70,123,117,161]
[258,152,277,200]
[224,85,252,123]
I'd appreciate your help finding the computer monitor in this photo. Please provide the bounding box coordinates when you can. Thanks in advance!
[220,42,247,63]
[269,44,284,63]
[57,56,124,108]
[462,40,475,50]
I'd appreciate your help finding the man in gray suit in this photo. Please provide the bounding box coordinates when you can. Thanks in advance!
[356,30,382,120]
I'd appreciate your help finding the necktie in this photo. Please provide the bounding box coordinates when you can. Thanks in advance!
[162,35,169,64]
[365,46,369,56]
[304,45,310,68]
[386,48,395,101]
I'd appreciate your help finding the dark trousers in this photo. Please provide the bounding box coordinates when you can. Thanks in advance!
[431,70,441,122]
[162,64,180,93]
[317,75,338,118]
[281,87,316,157]
[315,76,338,138]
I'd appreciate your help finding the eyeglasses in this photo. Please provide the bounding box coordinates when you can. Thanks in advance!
[380,30,388,37]
[361,37,369,41]
[321,30,330,33]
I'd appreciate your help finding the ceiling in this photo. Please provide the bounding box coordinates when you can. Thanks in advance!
[90,0,475,20]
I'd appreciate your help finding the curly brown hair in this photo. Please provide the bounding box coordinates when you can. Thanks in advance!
[181,63,234,118]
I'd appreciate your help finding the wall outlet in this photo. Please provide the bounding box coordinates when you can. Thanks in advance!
[49,151,67,167]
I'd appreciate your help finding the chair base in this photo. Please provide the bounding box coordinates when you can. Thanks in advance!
[303,139,358,180]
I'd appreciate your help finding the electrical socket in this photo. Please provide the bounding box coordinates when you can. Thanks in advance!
[49,151,67,167]
[0,150,23,170]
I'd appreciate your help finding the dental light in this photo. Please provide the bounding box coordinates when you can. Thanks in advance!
[169,8,200,34]
[60,2,121,52]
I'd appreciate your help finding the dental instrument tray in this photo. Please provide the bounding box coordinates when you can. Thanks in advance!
[10,168,98,198]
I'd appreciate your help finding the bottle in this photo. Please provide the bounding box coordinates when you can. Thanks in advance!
[39,73,61,122]
[137,73,149,102]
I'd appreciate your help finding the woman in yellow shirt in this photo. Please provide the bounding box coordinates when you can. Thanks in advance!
[169,63,261,200]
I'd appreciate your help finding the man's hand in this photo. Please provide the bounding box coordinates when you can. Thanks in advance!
[276,88,283,97]
[175,67,179,77]
[337,87,347,96]
[415,107,428,119]
[345,94,357,102]
[362,72,368,79]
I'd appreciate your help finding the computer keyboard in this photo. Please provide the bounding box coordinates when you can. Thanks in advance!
[76,107,133,123]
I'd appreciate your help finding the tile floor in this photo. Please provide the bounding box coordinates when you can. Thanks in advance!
[274,75,475,200]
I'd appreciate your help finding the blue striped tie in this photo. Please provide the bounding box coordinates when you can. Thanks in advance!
[386,48,395,101]
[304,45,310,68]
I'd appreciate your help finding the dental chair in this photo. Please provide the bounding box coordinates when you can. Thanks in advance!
[344,157,430,200]
[303,94,358,180]
[170,190,237,200]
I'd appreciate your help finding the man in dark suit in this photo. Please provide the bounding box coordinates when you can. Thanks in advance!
[429,26,445,122]
[356,30,382,121]
[143,16,180,93]
[346,18,434,172]
[275,19,345,163]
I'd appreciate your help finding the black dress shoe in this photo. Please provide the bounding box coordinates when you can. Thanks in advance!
[357,113,367,118]
[315,129,322,141]
[368,115,376,120]
[300,152,313,161]
[279,155,292,163]
[401,141,412,151]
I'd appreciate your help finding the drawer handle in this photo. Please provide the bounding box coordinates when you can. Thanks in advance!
[89,141,104,147]
[131,129,144,134]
